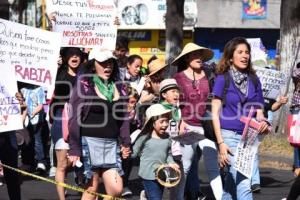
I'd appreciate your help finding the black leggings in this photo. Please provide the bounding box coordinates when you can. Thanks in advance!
[287,175,300,200]
[0,133,21,200]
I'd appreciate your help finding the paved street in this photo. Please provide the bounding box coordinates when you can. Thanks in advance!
[0,158,296,200]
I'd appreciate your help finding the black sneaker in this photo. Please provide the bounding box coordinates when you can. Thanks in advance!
[251,184,261,193]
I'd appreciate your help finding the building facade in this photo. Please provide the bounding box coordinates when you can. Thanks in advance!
[194,0,281,60]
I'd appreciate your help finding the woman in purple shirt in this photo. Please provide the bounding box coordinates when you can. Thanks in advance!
[212,37,270,200]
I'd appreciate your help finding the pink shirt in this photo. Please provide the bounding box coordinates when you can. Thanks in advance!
[174,71,210,126]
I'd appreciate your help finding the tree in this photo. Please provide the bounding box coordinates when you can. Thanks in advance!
[276,0,300,134]
[165,0,185,77]
[0,0,9,19]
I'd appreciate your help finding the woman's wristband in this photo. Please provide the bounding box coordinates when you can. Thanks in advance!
[217,141,224,145]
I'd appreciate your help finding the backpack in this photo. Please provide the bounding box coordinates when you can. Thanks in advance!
[202,66,259,141]
[203,67,259,105]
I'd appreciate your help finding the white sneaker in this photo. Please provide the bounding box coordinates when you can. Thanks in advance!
[48,167,56,177]
[36,163,46,172]
[122,187,133,196]
[140,190,147,200]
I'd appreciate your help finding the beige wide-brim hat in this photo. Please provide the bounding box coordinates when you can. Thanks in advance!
[171,43,214,66]
[140,104,172,135]
[148,59,168,77]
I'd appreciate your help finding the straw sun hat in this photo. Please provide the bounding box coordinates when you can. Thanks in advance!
[171,43,214,67]
[140,104,172,135]
[148,59,167,77]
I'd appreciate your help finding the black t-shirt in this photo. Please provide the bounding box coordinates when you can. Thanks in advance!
[51,67,77,113]
[264,98,276,118]
[81,98,122,139]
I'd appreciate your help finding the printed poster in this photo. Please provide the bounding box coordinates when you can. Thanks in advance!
[242,0,267,19]
[117,0,197,29]
[46,0,117,49]
[0,67,23,133]
[0,18,61,99]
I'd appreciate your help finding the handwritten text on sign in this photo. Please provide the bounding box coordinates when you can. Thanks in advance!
[0,18,61,99]
[46,0,117,49]
[254,66,286,99]
[0,68,23,133]
[233,127,260,179]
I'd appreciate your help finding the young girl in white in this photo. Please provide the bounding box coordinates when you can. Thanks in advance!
[132,104,179,200]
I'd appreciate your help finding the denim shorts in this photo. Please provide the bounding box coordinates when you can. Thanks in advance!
[50,109,63,145]
[81,136,124,180]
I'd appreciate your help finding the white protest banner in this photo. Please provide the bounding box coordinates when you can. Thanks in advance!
[117,0,197,29]
[254,66,286,99]
[0,67,23,133]
[0,18,61,99]
[46,0,117,49]
[247,38,268,67]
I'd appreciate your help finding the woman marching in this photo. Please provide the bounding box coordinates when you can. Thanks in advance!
[50,47,84,200]
[211,37,270,200]
[68,48,130,200]
[172,42,222,200]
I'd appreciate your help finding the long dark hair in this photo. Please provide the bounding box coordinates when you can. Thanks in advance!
[216,37,255,75]
[58,47,84,75]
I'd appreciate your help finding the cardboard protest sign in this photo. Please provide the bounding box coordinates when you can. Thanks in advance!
[233,126,260,179]
[233,107,268,179]
[246,38,267,67]
[0,18,61,99]
[254,66,286,99]
[46,0,117,49]
[0,67,23,133]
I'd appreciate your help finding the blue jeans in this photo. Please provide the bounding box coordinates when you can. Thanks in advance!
[142,179,164,200]
[27,122,45,163]
[294,147,300,168]
[251,154,260,185]
[221,129,253,200]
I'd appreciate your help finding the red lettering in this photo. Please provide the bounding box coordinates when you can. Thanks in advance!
[37,68,45,82]
[30,67,37,81]
[14,65,52,84]
[63,31,93,37]
[15,65,24,79]
[68,37,103,46]
[44,70,52,85]
[24,67,30,80]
